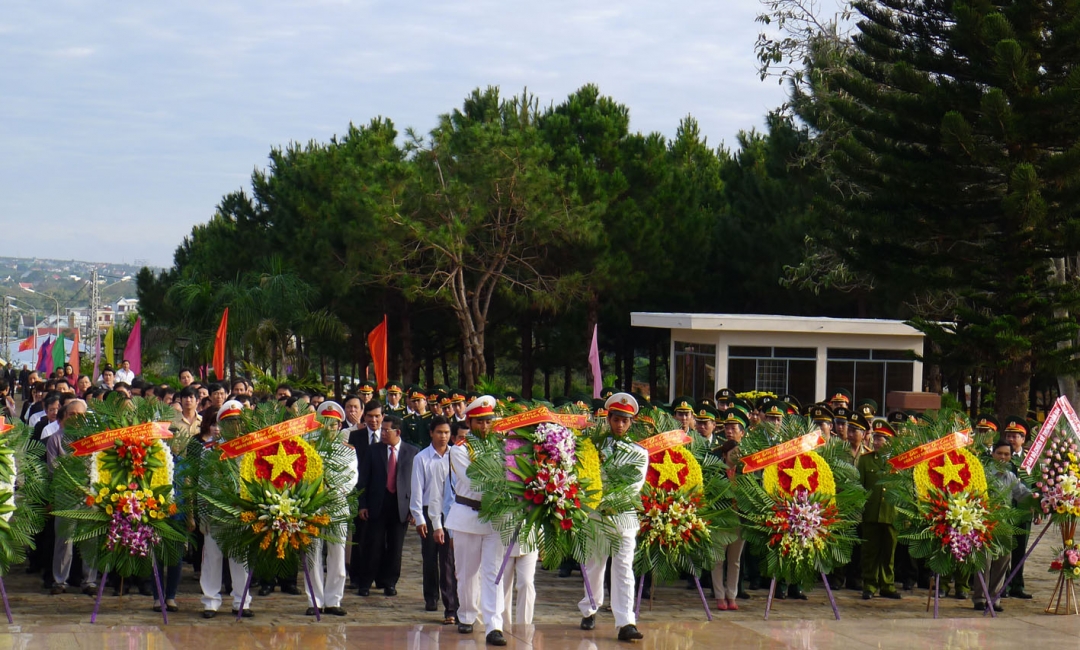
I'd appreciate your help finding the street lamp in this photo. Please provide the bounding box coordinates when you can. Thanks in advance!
[5,297,39,347]
[19,287,61,341]
[174,336,191,368]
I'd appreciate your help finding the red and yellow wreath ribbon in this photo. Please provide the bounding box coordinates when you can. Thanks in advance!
[639,430,693,455]
[218,413,320,459]
[0,422,13,435]
[741,432,825,473]
[70,422,173,457]
[888,431,969,471]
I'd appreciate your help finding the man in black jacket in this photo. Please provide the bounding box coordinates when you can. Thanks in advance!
[355,414,418,597]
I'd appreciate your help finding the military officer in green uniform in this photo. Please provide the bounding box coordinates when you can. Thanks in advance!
[859,420,901,599]
[384,381,407,417]
[403,387,433,447]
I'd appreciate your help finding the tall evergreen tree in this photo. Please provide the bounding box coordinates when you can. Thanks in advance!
[796,0,1080,416]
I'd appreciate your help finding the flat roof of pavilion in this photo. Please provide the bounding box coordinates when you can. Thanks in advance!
[630,312,922,337]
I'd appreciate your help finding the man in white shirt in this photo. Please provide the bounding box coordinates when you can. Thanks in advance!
[48,399,99,595]
[410,415,458,623]
[429,396,508,647]
[114,359,135,385]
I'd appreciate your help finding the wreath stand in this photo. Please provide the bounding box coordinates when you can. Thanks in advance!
[632,572,713,621]
[0,575,12,623]
[90,556,169,625]
[1045,521,1079,615]
[763,573,840,620]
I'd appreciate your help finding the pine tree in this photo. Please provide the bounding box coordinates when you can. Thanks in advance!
[796,0,1080,416]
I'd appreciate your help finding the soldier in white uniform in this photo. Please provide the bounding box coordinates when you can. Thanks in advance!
[302,401,357,616]
[579,392,648,642]
[199,400,254,618]
[429,395,508,647]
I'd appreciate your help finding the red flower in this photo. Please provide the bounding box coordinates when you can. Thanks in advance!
[561,518,573,531]
[532,493,544,505]
[524,489,535,501]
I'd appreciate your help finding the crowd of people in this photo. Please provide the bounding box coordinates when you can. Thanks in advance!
[0,363,1045,643]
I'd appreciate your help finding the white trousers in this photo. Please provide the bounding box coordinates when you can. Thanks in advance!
[199,531,252,611]
[452,530,506,634]
[53,517,98,588]
[501,550,538,625]
[711,536,746,600]
[304,539,346,608]
[579,527,637,628]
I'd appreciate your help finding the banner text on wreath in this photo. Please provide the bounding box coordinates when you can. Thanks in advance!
[491,407,589,433]
[70,422,173,456]
[887,431,969,471]
[218,413,320,459]
[0,422,13,436]
[741,432,825,473]
[638,430,693,455]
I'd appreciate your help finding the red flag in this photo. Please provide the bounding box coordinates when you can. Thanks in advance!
[123,317,142,376]
[17,332,34,352]
[213,308,229,381]
[69,329,80,379]
[367,315,388,389]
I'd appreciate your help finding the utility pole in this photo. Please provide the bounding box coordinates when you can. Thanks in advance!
[88,269,101,358]
[1,297,10,363]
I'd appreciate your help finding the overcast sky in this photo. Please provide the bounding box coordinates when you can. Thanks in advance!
[0,1,845,269]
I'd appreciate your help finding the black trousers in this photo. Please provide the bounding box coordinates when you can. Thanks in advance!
[421,507,458,615]
[357,496,407,590]
[1008,518,1031,594]
[349,517,367,586]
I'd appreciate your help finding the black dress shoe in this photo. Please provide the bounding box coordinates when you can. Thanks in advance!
[486,630,507,646]
[558,567,572,578]
[789,588,808,600]
[281,584,302,596]
[305,607,317,616]
[580,614,596,630]
[384,586,397,596]
[618,624,644,641]
[258,586,274,596]
[862,591,873,600]
[993,603,1004,612]
[881,591,902,600]
[775,589,787,600]
[357,588,370,597]
[1010,590,1033,599]
[458,623,474,634]
[426,600,438,611]
[325,606,348,616]
[232,608,254,618]
[202,610,217,619]
[639,589,651,600]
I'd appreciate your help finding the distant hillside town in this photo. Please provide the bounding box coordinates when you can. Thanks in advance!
[0,256,157,367]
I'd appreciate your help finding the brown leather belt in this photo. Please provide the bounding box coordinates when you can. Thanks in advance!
[455,495,481,511]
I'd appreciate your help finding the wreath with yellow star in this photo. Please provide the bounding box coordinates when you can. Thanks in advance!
[734,414,866,585]
[877,409,1021,578]
[195,403,356,580]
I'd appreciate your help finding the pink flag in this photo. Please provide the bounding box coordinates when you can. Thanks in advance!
[69,329,80,380]
[588,323,602,399]
[92,331,101,385]
[123,317,142,376]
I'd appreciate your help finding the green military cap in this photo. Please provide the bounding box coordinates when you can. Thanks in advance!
[856,398,878,418]
[592,398,607,417]
[450,388,467,403]
[760,399,786,418]
[408,386,428,401]
[715,388,736,402]
[871,419,895,437]
[357,380,376,394]
[698,397,717,410]
[886,410,909,425]
[384,380,404,394]
[833,406,851,421]
[721,408,748,429]
[695,404,718,421]
[848,413,870,432]
[672,396,695,412]
[631,392,648,406]
[780,394,802,412]
[466,391,479,403]
[809,404,834,423]
[432,384,450,394]
[600,386,617,400]
[732,397,753,414]
[1003,415,1030,439]
[505,391,521,403]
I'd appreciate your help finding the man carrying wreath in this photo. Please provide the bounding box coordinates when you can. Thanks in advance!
[579,392,648,642]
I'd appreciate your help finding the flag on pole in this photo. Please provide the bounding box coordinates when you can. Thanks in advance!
[367,315,388,389]
[213,308,229,381]
[53,333,66,371]
[69,329,80,379]
[124,318,142,376]
[17,332,34,352]
[36,337,52,373]
[588,323,602,399]
[104,326,115,367]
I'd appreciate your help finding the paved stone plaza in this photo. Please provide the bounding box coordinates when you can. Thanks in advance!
[2,527,1080,647]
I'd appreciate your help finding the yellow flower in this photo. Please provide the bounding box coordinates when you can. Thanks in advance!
[1073,567,1079,577]
[575,437,603,509]
[110,494,119,502]
[1068,540,1074,547]
[105,505,113,515]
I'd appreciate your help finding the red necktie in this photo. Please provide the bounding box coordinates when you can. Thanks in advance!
[386,445,397,494]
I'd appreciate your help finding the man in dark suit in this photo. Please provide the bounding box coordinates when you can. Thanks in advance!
[356,413,417,597]
[346,400,381,586]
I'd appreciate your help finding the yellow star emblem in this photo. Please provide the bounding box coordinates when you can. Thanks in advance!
[653,450,686,488]
[783,455,817,492]
[263,442,302,481]
[933,453,966,489]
